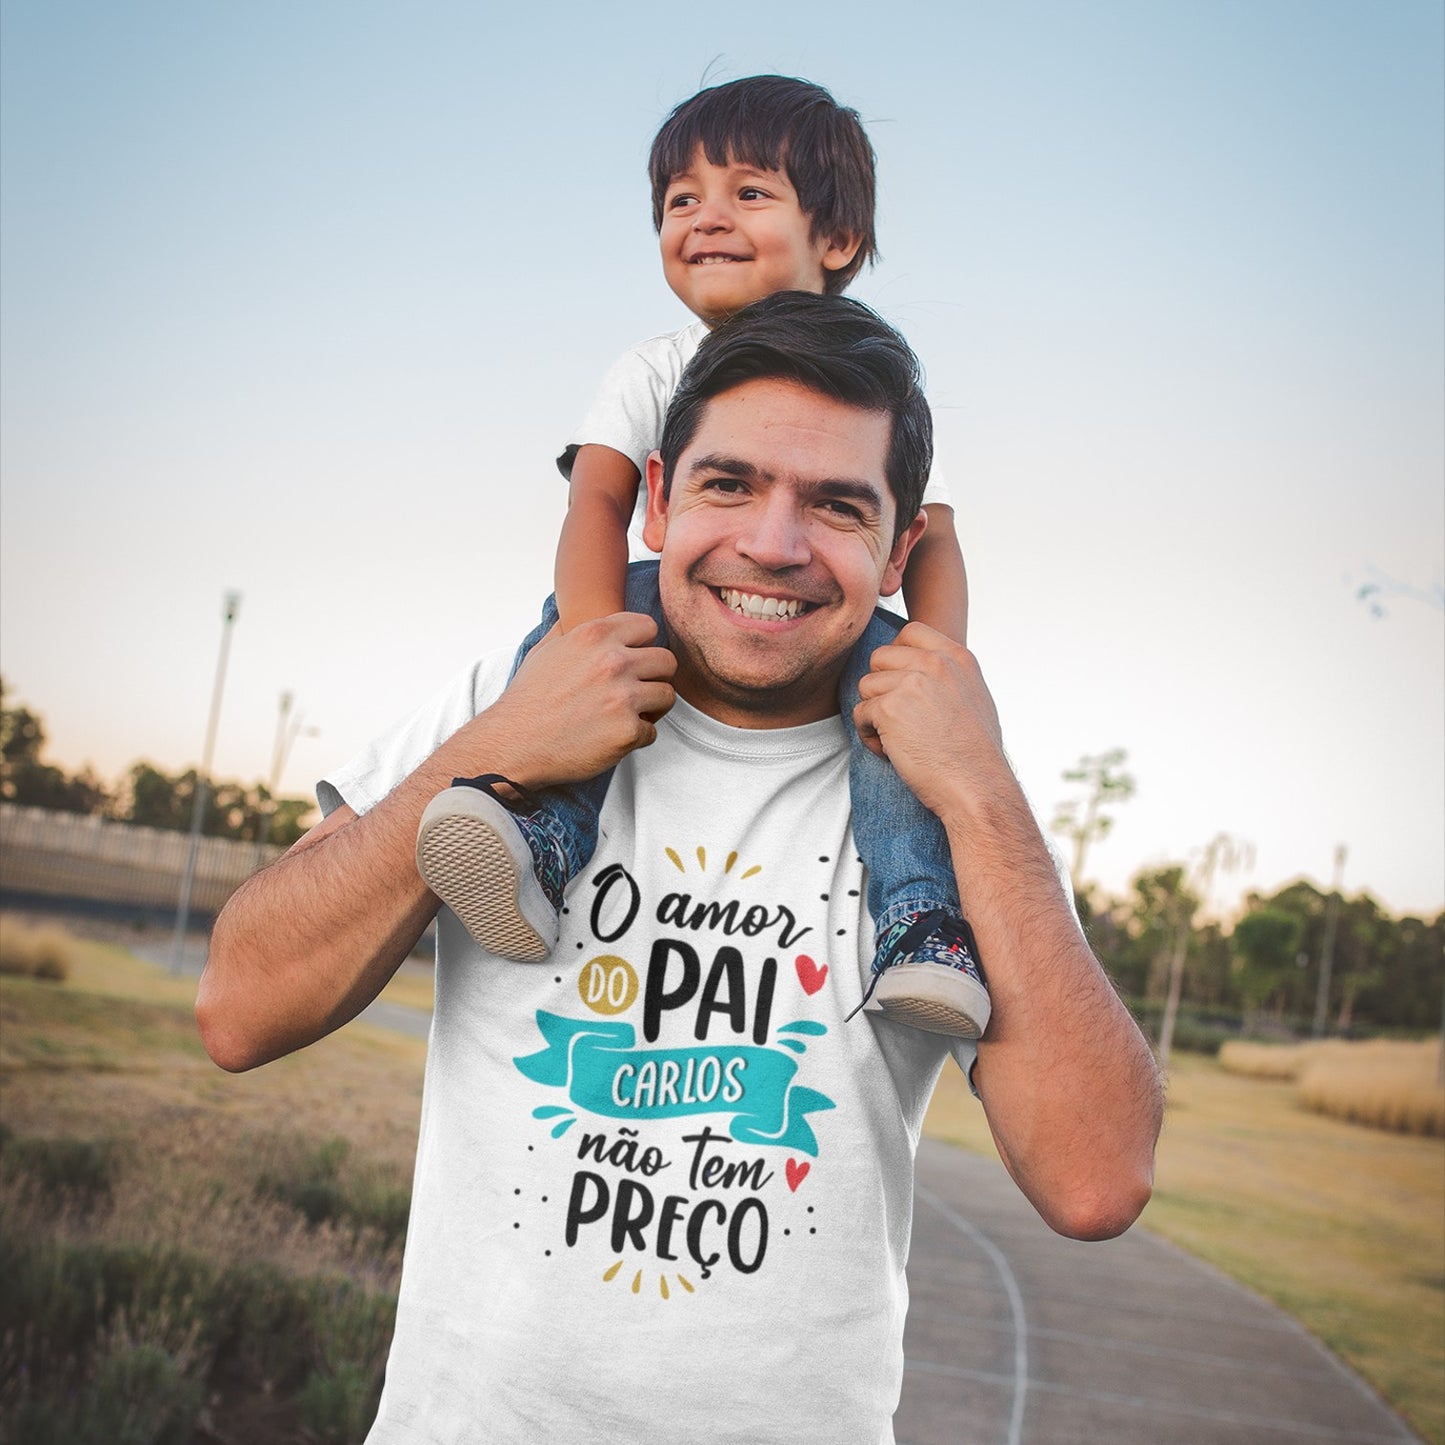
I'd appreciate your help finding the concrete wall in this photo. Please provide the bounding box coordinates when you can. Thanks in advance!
[0,804,283,917]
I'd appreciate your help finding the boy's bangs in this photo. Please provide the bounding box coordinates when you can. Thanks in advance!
[658,122,786,188]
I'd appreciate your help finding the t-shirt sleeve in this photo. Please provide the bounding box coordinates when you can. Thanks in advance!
[920,456,953,511]
[317,648,516,818]
[920,399,954,511]
[557,343,675,482]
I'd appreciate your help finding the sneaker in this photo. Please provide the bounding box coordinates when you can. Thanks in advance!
[862,912,991,1040]
[416,776,564,962]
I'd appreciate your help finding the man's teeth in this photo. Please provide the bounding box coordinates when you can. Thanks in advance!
[722,589,806,620]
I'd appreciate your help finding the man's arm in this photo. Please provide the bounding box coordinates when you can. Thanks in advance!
[197,613,675,1072]
[853,625,1162,1240]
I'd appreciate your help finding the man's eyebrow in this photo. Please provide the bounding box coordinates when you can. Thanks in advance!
[808,478,886,513]
[686,453,774,482]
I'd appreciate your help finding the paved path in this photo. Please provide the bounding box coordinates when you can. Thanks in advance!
[898,1139,1422,1445]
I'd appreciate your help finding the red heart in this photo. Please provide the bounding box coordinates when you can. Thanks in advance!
[786,1159,810,1192]
[795,954,828,995]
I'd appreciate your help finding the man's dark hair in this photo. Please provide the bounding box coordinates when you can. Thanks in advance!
[648,75,878,296]
[659,292,932,534]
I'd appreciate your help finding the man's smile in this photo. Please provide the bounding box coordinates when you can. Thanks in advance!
[715,587,817,622]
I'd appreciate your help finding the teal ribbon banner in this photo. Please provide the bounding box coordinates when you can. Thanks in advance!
[515,1011,835,1157]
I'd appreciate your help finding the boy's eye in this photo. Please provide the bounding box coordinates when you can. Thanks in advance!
[666,192,698,211]
[738,186,769,201]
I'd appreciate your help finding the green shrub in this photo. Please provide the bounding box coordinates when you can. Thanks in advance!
[256,1136,410,1247]
[0,1133,119,1210]
[5,1341,204,1445]
[0,1216,394,1436]
[299,1362,378,1443]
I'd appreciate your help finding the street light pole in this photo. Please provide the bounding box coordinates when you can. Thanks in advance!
[252,691,317,864]
[169,591,241,974]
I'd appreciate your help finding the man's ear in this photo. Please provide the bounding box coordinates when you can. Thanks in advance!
[822,231,863,276]
[879,510,929,597]
[642,451,668,552]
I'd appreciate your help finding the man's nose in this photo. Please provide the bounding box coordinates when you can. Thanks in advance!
[735,494,810,570]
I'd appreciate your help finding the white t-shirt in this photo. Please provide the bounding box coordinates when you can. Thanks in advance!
[322,654,978,1445]
[558,323,955,569]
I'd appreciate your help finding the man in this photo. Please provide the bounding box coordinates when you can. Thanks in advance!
[199,293,1162,1444]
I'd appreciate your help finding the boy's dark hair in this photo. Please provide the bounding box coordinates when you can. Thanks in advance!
[649,75,878,296]
[659,292,931,534]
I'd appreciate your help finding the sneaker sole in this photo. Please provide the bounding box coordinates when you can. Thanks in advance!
[868,962,991,1041]
[416,794,555,962]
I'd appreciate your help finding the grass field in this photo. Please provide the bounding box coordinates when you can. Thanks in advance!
[0,932,430,1442]
[1219,1037,1445,1136]
[925,1050,1445,1445]
[3,930,1440,1443]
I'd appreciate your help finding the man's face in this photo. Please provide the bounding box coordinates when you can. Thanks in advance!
[643,377,926,728]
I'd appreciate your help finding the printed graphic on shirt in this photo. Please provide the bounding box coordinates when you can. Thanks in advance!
[513,845,842,1300]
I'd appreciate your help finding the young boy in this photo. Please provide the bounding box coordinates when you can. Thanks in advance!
[416,75,990,1039]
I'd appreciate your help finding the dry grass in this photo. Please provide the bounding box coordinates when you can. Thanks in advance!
[0,910,433,1021]
[1220,1038,1445,1137]
[1298,1040,1444,1137]
[0,973,425,1278]
[0,950,429,1442]
[1217,1037,1312,1079]
[925,1050,1445,1445]
[0,916,75,981]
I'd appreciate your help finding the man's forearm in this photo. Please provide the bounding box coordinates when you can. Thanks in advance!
[940,765,1162,1239]
[199,724,503,1071]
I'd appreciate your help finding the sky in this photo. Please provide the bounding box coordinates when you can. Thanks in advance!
[2,0,1442,920]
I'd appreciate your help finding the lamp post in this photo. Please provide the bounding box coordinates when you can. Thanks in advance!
[253,690,318,864]
[169,591,241,974]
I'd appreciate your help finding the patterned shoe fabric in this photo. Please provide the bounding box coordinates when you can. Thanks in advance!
[861,911,992,1040]
[416,782,561,962]
[510,812,569,914]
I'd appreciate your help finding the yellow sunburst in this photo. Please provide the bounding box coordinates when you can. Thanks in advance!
[601,1259,698,1299]
[665,846,760,879]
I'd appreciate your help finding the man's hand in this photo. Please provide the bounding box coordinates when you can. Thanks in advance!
[483,611,676,791]
[851,622,1004,820]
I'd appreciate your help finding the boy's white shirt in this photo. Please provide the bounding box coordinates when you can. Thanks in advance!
[321,652,978,1444]
[559,322,955,589]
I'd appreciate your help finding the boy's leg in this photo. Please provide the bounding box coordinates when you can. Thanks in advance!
[842,609,991,1039]
[417,562,665,961]
[515,561,665,879]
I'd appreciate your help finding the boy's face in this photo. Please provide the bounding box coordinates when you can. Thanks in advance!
[659,149,860,325]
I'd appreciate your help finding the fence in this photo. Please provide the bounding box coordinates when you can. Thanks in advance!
[0,804,283,923]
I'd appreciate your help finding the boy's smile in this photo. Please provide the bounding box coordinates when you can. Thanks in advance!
[660,151,860,325]
[643,376,926,728]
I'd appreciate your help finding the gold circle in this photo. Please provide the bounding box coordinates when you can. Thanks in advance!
[577,954,638,1015]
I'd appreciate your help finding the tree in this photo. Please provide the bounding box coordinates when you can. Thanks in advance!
[1124,865,1201,1068]
[1157,834,1252,1067]
[1,682,316,845]
[0,678,112,814]
[1052,748,1136,890]
[1232,906,1305,1026]
[117,762,313,845]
